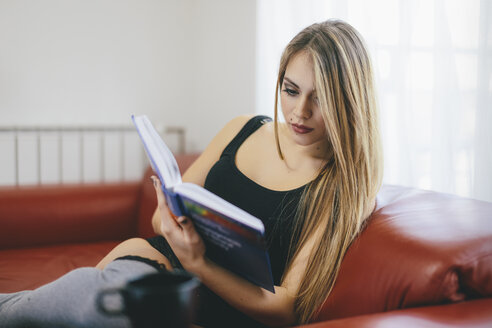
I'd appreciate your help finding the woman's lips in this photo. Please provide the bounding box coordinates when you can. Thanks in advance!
[291,123,314,134]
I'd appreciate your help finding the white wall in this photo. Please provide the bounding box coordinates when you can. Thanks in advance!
[177,0,256,151]
[0,0,256,153]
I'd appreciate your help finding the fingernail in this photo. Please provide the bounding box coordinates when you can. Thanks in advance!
[150,176,157,187]
[179,217,188,224]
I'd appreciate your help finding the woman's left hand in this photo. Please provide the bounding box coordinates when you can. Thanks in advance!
[151,176,206,273]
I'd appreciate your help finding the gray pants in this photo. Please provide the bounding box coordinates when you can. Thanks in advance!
[0,259,158,328]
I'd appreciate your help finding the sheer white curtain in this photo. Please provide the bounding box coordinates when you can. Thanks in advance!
[256,0,492,202]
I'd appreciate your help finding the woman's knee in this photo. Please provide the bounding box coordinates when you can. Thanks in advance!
[118,237,151,249]
[96,238,172,270]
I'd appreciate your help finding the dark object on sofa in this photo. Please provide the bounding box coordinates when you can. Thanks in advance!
[0,154,491,327]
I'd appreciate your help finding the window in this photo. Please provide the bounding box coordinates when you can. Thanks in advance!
[256,0,492,201]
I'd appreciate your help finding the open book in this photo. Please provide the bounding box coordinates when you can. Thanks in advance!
[132,115,275,293]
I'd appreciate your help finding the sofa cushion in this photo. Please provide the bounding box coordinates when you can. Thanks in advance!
[0,183,141,249]
[0,241,119,292]
[313,185,492,322]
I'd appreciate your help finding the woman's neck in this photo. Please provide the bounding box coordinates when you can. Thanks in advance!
[278,123,331,172]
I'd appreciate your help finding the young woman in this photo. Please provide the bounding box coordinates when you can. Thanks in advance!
[0,19,382,327]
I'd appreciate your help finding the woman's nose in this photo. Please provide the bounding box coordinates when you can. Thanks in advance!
[293,97,312,119]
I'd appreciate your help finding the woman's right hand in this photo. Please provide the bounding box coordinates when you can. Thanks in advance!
[150,176,178,234]
[151,204,163,235]
[150,176,207,273]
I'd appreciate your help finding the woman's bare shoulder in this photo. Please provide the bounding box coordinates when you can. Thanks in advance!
[182,115,253,185]
[219,115,255,140]
[207,115,256,153]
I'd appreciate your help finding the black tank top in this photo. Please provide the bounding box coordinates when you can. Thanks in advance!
[204,115,306,285]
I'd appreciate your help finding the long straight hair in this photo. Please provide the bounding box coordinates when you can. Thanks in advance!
[274,20,383,323]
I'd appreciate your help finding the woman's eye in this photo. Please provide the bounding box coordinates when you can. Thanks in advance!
[282,88,298,96]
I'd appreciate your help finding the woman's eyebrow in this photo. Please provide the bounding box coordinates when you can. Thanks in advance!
[283,77,299,89]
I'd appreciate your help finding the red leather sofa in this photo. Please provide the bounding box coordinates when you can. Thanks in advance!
[1,154,491,327]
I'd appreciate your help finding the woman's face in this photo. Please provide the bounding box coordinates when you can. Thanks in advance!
[281,51,327,148]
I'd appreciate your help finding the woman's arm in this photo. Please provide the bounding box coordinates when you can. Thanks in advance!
[148,115,319,326]
[151,176,304,327]
[190,202,320,327]
[151,115,253,234]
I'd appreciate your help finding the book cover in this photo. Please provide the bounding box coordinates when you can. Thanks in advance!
[132,115,275,293]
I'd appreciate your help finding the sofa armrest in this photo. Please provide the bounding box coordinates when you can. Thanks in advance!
[313,185,492,321]
[0,182,142,249]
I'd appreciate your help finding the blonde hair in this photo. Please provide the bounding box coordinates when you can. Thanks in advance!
[274,20,383,323]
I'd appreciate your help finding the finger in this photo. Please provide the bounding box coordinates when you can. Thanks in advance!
[150,176,167,207]
[150,177,178,220]
[177,216,196,240]
[150,176,180,232]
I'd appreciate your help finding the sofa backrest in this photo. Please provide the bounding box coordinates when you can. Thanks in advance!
[313,185,492,322]
[0,183,142,249]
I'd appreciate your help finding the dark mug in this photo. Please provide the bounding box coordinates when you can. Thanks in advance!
[96,270,200,328]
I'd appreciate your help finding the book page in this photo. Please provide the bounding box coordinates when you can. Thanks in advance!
[175,182,264,233]
[132,115,182,188]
